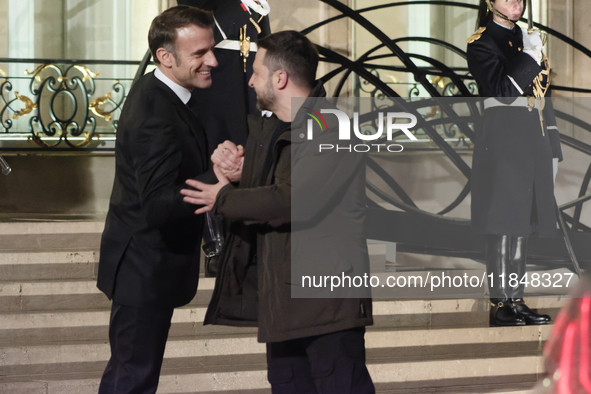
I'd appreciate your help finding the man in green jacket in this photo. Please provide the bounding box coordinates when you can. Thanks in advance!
[181,31,374,393]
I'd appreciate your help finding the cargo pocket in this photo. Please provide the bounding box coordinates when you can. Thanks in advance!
[267,365,293,385]
[312,358,356,394]
[310,359,334,378]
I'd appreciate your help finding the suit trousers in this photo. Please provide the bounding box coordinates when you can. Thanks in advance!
[98,302,174,394]
[266,327,375,394]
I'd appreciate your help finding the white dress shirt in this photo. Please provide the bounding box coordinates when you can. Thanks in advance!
[154,67,192,105]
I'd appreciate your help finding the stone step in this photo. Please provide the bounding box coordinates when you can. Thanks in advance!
[0,222,556,393]
[0,325,551,371]
[0,251,99,281]
[0,233,102,252]
[0,306,257,346]
[0,352,544,393]
[0,276,566,310]
[0,221,105,235]
[0,381,537,394]
[0,277,215,312]
[0,222,104,252]
[377,383,534,394]
[0,237,387,281]
[0,293,566,345]
[0,267,571,312]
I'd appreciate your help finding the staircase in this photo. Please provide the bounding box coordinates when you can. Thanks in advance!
[0,221,565,394]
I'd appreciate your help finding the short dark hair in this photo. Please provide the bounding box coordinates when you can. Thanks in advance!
[257,31,319,89]
[148,5,214,65]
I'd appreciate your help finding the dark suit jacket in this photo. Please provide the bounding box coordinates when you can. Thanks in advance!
[97,71,208,309]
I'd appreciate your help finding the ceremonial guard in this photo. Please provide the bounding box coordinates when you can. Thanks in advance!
[467,0,563,326]
[178,0,271,276]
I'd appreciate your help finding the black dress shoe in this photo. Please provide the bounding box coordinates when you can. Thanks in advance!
[512,299,551,325]
[490,301,526,326]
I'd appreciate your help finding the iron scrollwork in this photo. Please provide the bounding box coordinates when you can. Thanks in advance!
[0,62,126,148]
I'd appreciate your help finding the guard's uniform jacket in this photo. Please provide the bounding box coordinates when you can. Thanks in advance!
[467,19,563,238]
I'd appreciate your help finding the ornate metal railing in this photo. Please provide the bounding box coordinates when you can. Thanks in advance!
[0,58,142,151]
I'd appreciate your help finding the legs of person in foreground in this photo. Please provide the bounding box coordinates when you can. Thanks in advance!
[266,327,374,394]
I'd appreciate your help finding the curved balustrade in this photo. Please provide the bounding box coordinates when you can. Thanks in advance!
[0,58,138,150]
[306,0,591,265]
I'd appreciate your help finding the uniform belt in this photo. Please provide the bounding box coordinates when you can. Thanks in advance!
[483,97,542,110]
[215,39,258,52]
[484,97,547,136]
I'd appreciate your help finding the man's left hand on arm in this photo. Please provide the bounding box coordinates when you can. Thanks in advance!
[181,166,230,214]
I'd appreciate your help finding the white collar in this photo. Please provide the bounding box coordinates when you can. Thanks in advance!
[154,67,192,104]
[493,20,514,30]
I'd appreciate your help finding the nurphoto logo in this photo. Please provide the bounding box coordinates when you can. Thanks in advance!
[303,108,418,153]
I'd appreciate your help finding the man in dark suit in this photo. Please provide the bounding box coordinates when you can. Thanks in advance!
[96,6,217,393]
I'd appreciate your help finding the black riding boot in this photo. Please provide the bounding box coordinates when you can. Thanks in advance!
[509,237,551,325]
[486,235,525,326]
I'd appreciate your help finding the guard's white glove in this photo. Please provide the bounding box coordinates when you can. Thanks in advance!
[553,157,558,184]
[522,28,543,66]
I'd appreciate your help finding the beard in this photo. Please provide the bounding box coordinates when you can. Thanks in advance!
[255,80,276,112]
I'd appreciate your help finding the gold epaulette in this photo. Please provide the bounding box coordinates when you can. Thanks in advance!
[466,27,486,44]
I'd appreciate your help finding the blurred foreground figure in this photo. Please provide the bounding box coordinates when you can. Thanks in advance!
[533,275,591,393]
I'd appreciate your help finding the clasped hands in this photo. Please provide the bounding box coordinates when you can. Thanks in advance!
[181,141,244,214]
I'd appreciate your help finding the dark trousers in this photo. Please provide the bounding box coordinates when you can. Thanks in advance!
[266,327,374,394]
[98,302,174,394]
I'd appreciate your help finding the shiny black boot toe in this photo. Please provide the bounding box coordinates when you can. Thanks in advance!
[512,299,551,325]
[490,301,526,326]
